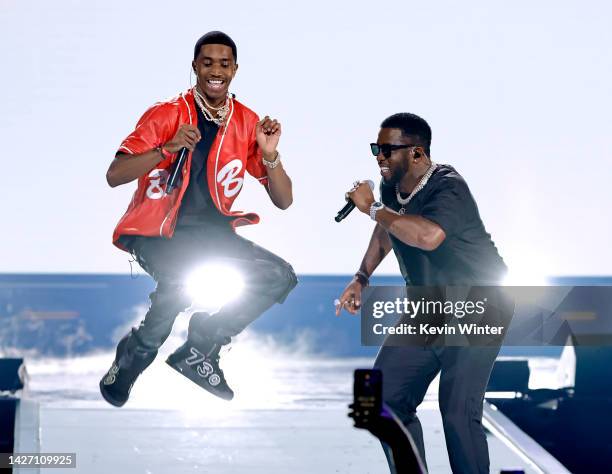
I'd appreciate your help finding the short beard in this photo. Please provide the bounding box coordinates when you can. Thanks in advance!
[385,165,407,185]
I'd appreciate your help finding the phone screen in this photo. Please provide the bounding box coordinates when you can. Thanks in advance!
[353,369,383,421]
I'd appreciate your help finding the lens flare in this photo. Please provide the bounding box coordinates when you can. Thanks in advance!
[185,264,245,309]
[501,246,551,286]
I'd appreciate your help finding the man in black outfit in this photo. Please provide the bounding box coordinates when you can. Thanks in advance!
[336,113,510,473]
[100,32,297,407]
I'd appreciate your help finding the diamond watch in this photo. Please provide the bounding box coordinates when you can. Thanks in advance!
[369,201,384,221]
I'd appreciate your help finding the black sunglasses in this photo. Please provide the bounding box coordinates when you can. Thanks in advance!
[370,143,416,159]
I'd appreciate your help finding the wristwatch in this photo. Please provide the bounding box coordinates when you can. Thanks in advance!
[369,201,384,221]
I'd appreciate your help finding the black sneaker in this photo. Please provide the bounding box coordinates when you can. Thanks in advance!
[99,330,157,407]
[166,338,234,401]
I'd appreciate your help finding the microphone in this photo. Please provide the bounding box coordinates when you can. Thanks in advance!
[335,180,375,222]
[165,147,189,194]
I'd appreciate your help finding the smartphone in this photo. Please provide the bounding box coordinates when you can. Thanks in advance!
[353,369,383,422]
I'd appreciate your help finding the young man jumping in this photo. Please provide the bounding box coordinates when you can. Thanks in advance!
[100,31,296,406]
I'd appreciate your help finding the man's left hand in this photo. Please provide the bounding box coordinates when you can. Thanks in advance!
[347,181,375,214]
[256,116,281,160]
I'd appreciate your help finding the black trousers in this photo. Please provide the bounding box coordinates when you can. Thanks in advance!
[374,345,500,474]
[127,225,297,352]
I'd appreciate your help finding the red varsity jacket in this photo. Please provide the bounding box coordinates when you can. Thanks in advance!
[112,89,268,250]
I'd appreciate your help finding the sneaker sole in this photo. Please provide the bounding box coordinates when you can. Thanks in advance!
[165,356,234,401]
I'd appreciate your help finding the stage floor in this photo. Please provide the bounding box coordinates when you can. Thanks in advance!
[39,404,535,474]
[25,333,540,473]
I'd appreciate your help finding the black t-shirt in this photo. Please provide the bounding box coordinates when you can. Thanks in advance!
[380,164,507,285]
[175,108,232,229]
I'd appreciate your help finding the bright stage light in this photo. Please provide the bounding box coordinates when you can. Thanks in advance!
[485,391,523,399]
[502,270,549,286]
[185,263,245,310]
[501,246,551,286]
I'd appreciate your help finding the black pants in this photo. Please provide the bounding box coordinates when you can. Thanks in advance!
[127,225,297,351]
[374,345,500,474]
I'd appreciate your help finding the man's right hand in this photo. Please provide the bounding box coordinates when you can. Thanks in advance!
[335,278,364,316]
[163,124,201,153]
